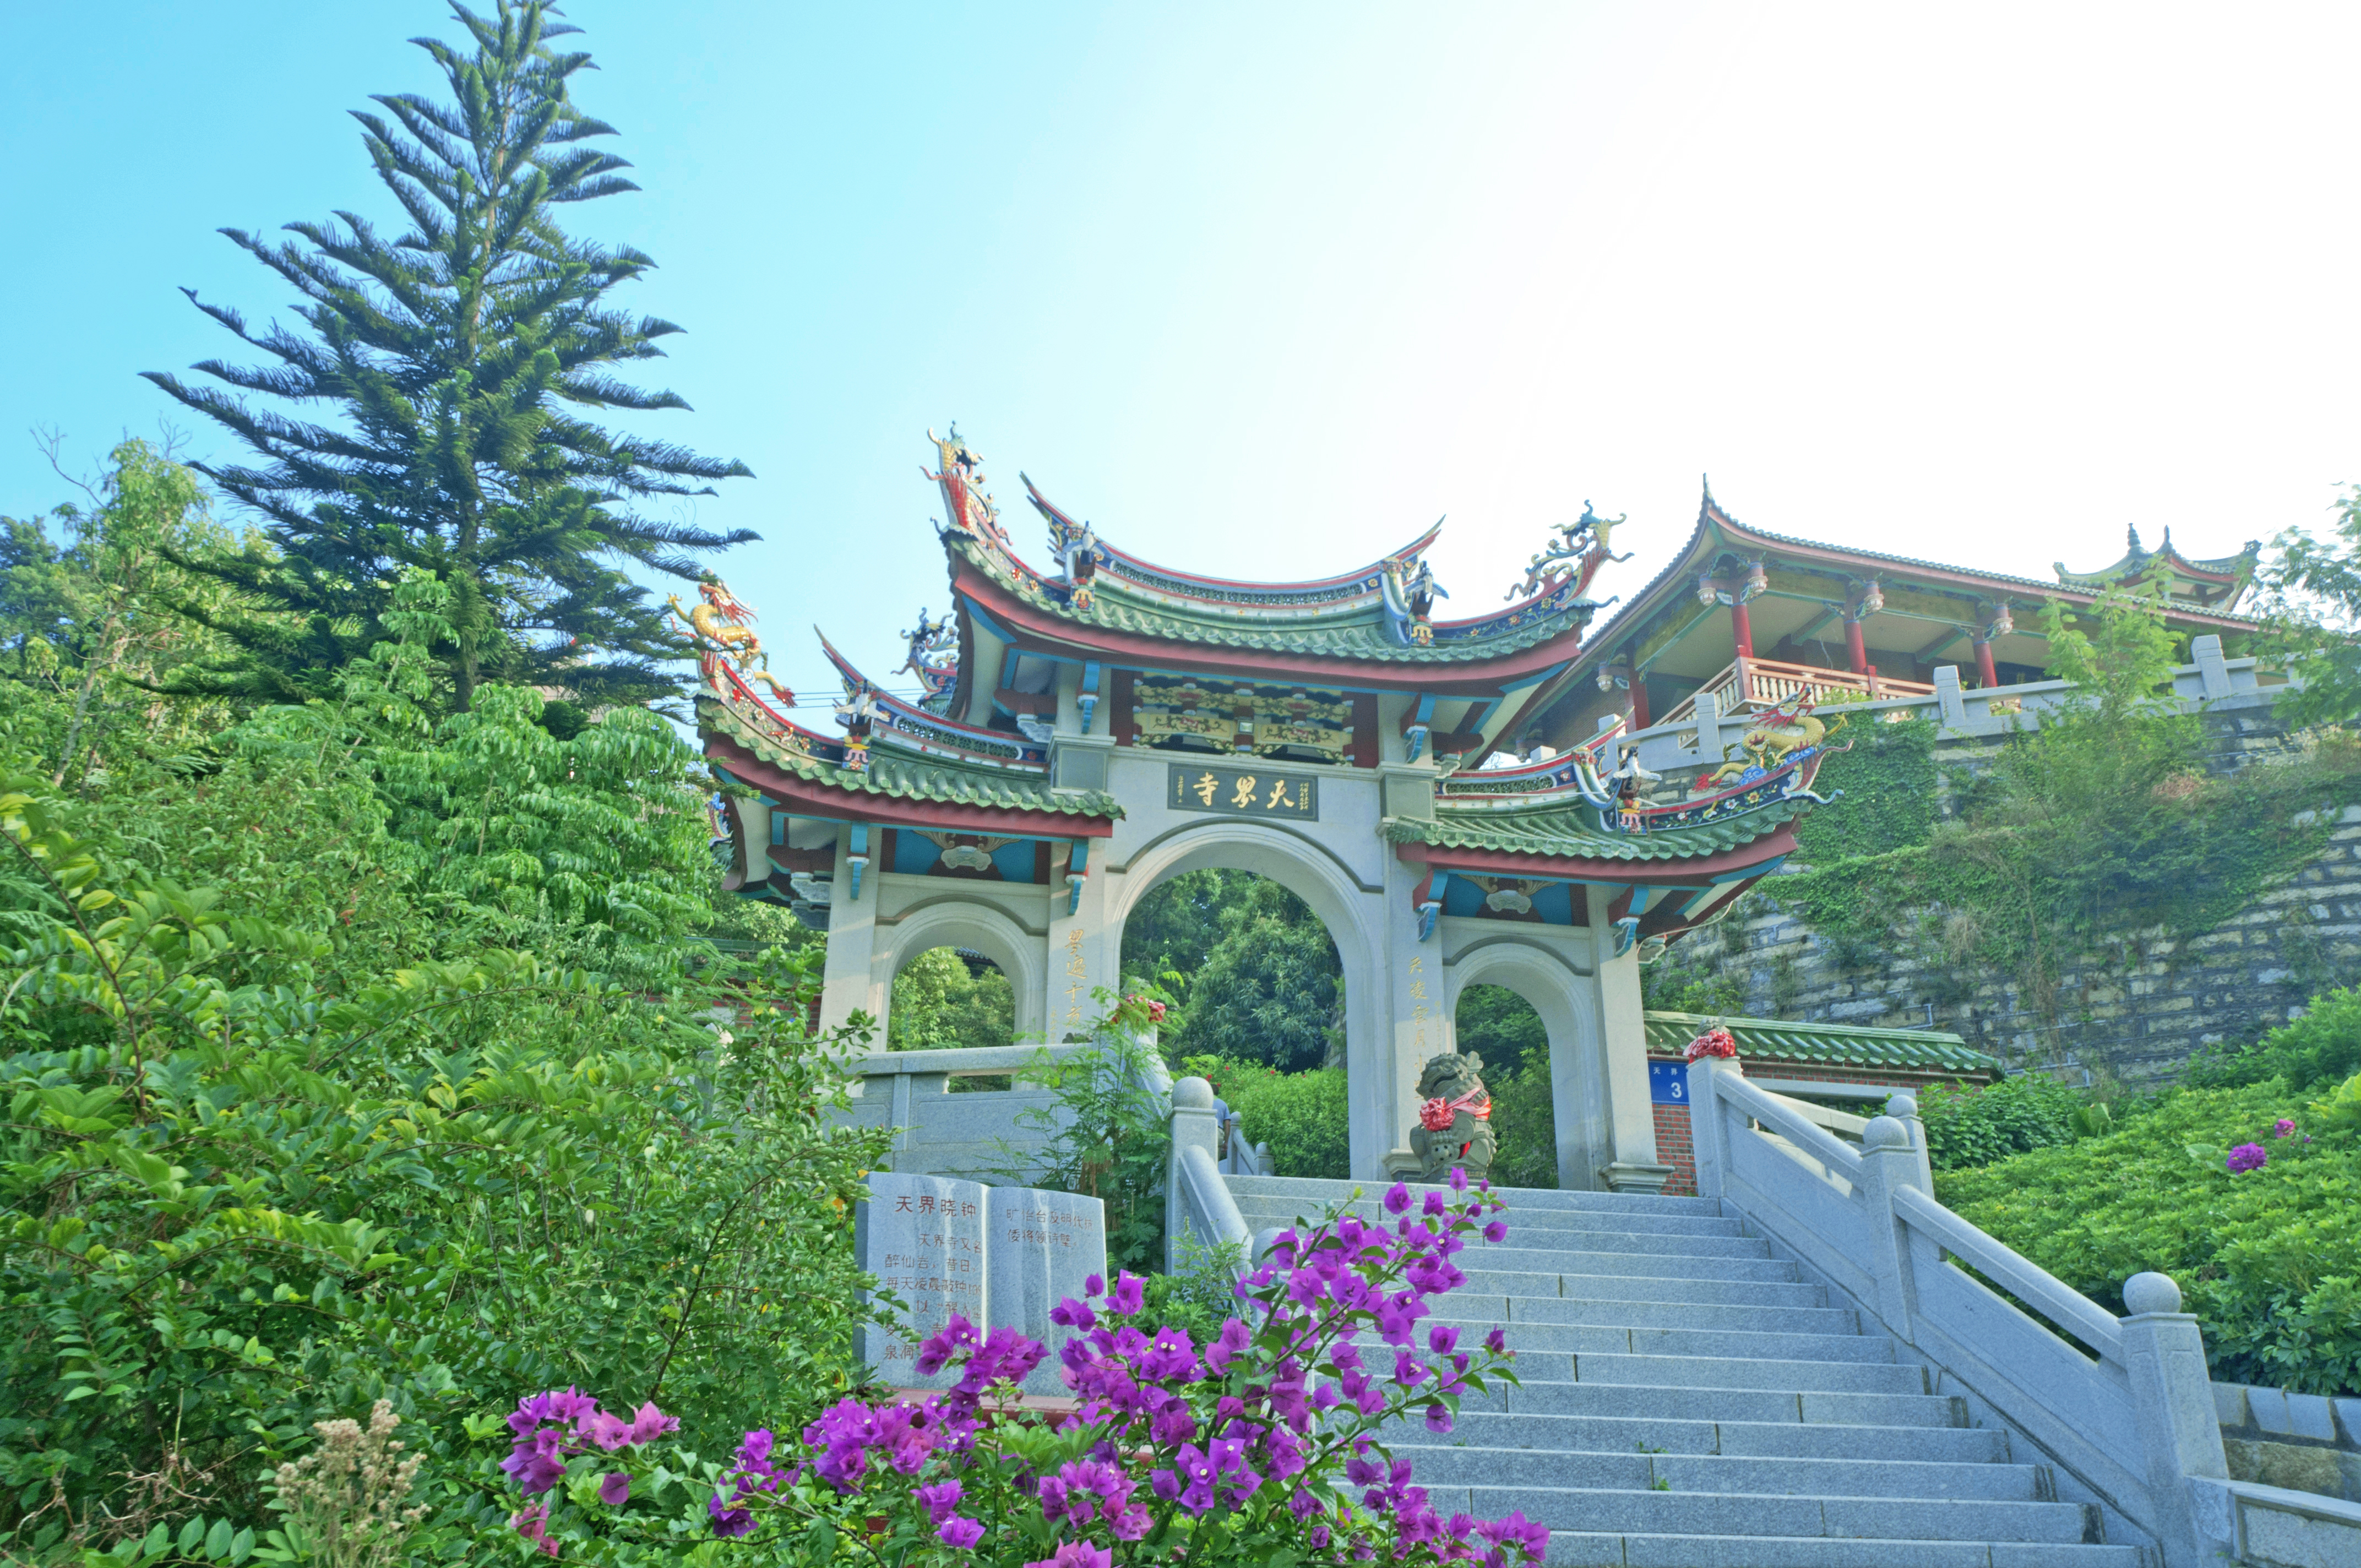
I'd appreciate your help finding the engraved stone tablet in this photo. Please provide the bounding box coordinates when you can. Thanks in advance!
[986,1186,1108,1395]
[855,1173,988,1390]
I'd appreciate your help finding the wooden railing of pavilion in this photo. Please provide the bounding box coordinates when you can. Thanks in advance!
[1658,656,1936,725]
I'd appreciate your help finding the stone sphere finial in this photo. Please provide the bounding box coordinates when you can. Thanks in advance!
[1863,1116,1911,1151]
[2123,1271,2183,1316]
[1884,1093,1919,1120]
[1173,1076,1215,1110]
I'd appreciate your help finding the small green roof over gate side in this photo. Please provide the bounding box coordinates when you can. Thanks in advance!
[1644,1010,1998,1076]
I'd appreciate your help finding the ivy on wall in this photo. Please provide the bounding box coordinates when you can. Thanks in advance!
[1789,715,1940,865]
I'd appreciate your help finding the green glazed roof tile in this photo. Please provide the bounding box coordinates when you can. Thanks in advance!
[1383,791,1813,863]
[1644,1009,1998,1074]
[958,535,1596,664]
[703,698,1122,819]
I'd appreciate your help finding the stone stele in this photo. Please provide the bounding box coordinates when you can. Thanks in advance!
[986,1185,1108,1395]
[855,1172,988,1390]
[855,1174,1108,1396]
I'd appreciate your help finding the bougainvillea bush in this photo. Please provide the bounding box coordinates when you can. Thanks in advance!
[489,1175,1552,1566]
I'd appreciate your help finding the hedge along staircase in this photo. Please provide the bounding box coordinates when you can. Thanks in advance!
[1226,1173,2130,1567]
[1166,1071,2361,1568]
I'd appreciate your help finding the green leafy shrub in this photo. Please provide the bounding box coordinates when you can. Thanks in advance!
[2185,985,2361,1093]
[888,945,1016,1052]
[1007,1019,1173,1272]
[1182,1055,1351,1181]
[1918,1071,2085,1170]
[1938,1079,2361,1395]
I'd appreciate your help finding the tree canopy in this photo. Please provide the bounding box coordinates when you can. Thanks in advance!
[144,0,752,712]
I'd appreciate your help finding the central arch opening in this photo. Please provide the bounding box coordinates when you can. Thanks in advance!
[1121,869,1351,1179]
[890,946,1016,1086]
[1453,983,1559,1189]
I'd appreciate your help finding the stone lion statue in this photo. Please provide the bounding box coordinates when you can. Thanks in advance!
[1408,1051,1495,1184]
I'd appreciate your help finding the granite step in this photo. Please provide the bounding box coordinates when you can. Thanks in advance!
[1421,1409,2010,1463]
[1446,1294,1859,1336]
[1222,1174,1725,1217]
[1389,1444,2049,1502]
[1230,1196,1750,1241]
[1533,1532,2140,1566]
[1446,1484,2098,1545]
[1546,1353,1927,1396]
[1474,1380,1967,1432]
[1459,1270,1824,1309]
[1432,1321,1895,1364]
[1460,1250,1802,1284]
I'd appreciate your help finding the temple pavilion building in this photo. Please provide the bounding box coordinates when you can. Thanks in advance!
[1531,484,2259,748]
[694,433,2256,1185]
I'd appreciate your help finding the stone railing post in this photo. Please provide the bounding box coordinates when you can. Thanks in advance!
[2119,1271,2231,1568]
[1885,1092,1934,1190]
[1856,1114,1932,1341]
[1167,1076,1221,1267]
[1933,665,1969,728]
[1684,1055,1746,1198]
[1693,691,1723,765]
[2189,634,2234,701]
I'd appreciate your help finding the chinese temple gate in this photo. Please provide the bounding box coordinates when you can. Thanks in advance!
[696,431,1838,1186]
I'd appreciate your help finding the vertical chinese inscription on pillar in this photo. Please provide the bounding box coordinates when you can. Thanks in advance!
[986,1186,1107,1394]
[855,1172,987,1390]
[1064,927,1086,1028]
[1410,954,1430,1052]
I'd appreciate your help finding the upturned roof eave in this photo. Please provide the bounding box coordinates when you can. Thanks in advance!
[1572,497,2261,678]
[706,732,1121,836]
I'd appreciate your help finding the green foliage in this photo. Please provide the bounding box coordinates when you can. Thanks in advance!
[2254,482,2361,729]
[1640,960,1744,1017]
[1772,585,2361,1041]
[1938,1079,2361,1395]
[2186,984,2361,1094]
[1138,1233,1248,1347]
[1917,1072,2085,1170]
[1789,716,1939,865]
[143,0,752,712]
[1452,986,1557,1190]
[1005,1019,1170,1273]
[1180,1055,1351,1182]
[0,611,886,1560]
[887,947,1015,1053]
[1,441,264,787]
[1123,871,1341,1072]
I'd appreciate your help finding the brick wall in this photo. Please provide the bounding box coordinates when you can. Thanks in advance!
[1652,1099,1696,1197]
[1649,694,2361,1086]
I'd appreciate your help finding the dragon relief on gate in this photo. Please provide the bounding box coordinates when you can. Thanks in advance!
[1694,692,1848,791]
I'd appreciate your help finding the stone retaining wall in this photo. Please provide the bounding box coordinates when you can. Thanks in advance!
[1656,692,2361,1084]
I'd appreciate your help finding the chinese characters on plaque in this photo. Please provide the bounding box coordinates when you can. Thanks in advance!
[856,1173,1106,1395]
[1165,763,1320,821]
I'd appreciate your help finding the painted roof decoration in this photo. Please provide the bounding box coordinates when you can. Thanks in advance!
[2053,524,2260,611]
[1642,1010,1998,1076]
[703,689,1119,819]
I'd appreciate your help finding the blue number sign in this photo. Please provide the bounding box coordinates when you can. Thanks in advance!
[1649,1061,1689,1106]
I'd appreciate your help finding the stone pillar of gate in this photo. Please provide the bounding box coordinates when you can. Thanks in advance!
[1585,883,1673,1194]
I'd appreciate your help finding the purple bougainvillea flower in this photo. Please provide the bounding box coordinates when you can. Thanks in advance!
[2227,1143,2268,1173]
[501,1427,568,1495]
[1425,1402,1454,1434]
[1428,1324,1461,1357]
[938,1517,986,1550]
[1050,1297,1097,1332]
[1027,1544,1113,1568]
[1384,1182,1412,1215]
[2275,1119,2297,1137]
[1483,1219,1509,1244]
[1485,1325,1510,1355]
[1109,1272,1146,1315]
[1449,1166,1469,1191]
[915,1480,965,1523]
[707,1493,754,1538]
[1086,1273,1106,1296]
[598,1471,630,1506]
[1111,1502,1153,1540]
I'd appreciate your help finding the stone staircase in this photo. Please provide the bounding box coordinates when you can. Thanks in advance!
[1224,1174,2143,1567]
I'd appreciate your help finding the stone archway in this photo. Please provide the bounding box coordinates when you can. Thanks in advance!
[1105,820,1392,1176]
[875,898,1049,1042]
[1442,933,1612,1190]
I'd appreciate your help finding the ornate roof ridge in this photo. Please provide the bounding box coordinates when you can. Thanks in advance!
[2053,525,2261,591]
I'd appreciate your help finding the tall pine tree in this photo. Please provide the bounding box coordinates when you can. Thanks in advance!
[146,0,753,711]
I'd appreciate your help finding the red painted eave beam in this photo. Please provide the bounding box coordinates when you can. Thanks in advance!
[705,734,1117,838]
[1391,824,1797,886]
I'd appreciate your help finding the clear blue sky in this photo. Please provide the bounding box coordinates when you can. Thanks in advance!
[7,3,2357,697]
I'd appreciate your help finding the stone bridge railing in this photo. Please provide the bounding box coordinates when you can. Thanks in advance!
[1687,1053,2361,1567]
